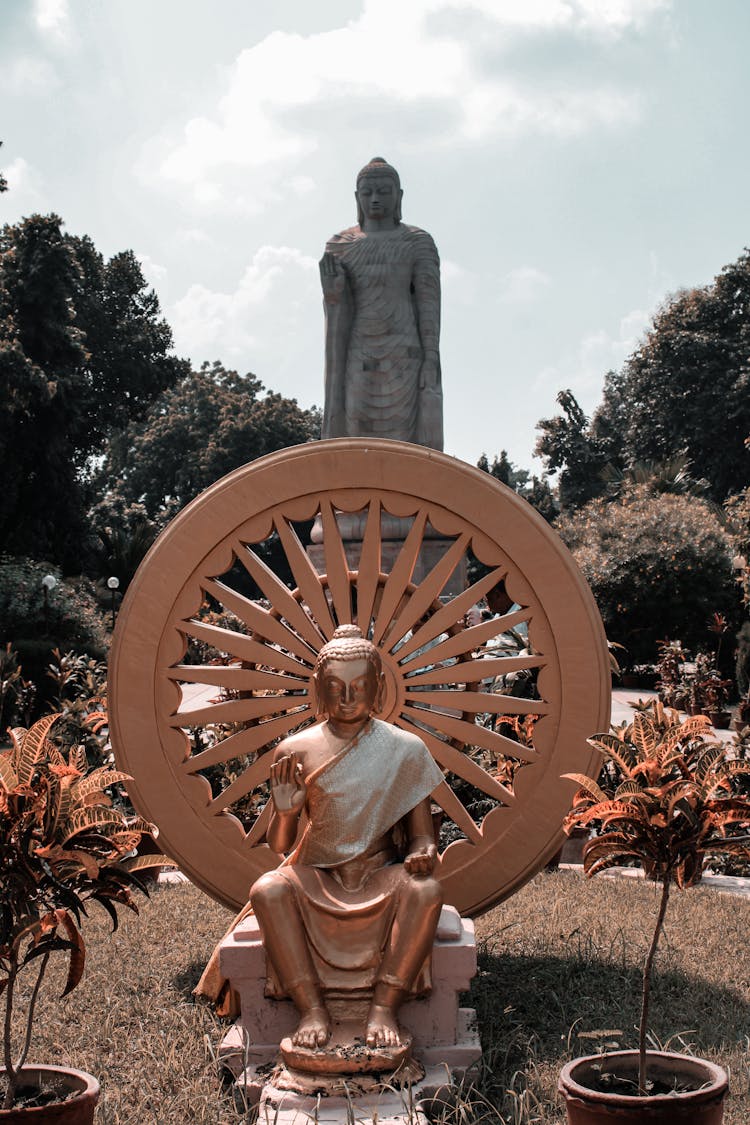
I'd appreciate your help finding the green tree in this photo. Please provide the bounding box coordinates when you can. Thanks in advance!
[537,249,750,510]
[557,486,738,661]
[97,362,321,525]
[477,451,557,523]
[534,390,612,511]
[0,214,187,569]
[613,255,750,501]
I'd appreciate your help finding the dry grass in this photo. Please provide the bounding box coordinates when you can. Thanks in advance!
[9,872,750,1123]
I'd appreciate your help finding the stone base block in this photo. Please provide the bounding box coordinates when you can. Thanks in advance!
[218,905,481,1103]
[233,1062,470,1123]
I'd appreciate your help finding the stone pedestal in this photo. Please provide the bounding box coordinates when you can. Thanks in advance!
[218,905,480,1119]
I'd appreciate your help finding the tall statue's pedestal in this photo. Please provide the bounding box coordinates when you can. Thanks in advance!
[217,905,480,1121]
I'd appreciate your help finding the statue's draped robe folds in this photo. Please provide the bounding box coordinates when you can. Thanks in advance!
[265,720,444,999]
[195,720,443,1015]
[322,225,443,449]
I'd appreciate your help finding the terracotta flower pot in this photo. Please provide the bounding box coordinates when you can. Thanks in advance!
[559,1050,727,1123]
[0,1066,99,1123]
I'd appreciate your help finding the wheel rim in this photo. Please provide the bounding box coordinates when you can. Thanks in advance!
[109,439,610,915]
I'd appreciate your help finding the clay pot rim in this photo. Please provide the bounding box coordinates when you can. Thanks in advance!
[559,1050,728,1108]
[0,1064,99,1114]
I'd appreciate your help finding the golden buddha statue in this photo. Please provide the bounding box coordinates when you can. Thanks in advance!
[249,624,444,1063]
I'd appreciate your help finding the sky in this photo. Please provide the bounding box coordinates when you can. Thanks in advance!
[2,0,749,474]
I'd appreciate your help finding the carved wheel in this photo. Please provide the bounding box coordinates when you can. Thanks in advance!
[109,439,609,916]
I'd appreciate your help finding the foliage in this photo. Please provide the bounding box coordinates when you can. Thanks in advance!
[0,557,108,659]
[45,649,109,760]
[477,450,557,523]
[614,256,750,502]
[655,639,688,710]
[0,645,36,738]
[556,486,738,661]
[564,699,750,1093]
[736,621,750,701]
[0,714,170,1108]
[0,214,187,569]
[536,248,750,510]
[724,486,750,607]
[88,496,158,593]
[96,361,321,527]
[534,389,613,511]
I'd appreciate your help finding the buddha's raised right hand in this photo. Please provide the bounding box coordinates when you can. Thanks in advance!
[270,751,306,814]
[319,252,348,304]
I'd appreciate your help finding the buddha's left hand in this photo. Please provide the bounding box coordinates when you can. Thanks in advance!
[418,354,440,390]
[404,842,437,877]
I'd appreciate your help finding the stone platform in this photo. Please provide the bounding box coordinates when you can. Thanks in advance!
[218,905,481,1118]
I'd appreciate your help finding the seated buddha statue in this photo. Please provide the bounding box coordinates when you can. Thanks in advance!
[249,624,444,1055]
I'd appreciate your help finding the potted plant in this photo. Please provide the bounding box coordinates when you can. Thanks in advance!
[1,713,170,1119]
[558,699,750,1123]
[686,652,733,728]
[655,639,688,711]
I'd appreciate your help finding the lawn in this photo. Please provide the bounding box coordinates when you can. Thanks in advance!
[11,871,750,1123]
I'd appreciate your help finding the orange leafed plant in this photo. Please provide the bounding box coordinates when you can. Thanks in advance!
[0,714,171,1109]
[563,699,750,1095]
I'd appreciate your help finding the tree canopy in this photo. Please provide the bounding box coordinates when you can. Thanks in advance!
[557,486,737,661]
[96,362,321,526]
[536,248,750,509]
[0,214,187,568]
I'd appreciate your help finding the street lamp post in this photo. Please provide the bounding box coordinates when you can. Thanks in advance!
[107,576,120,631]
[41,574,57,635]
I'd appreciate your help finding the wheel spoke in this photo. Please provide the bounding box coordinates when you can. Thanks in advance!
[394,566,506,661]
[178,618,313,676]
[405,689,549,717]
[397,714,514,804]
[404,654,545,686]
[320,498,353,625]
[169,665,309,691]
[243,799,274,848]
[430,779,483,845]
[399,609,533,669]
[234,541,326,650]
[381,531,470,651]
[372,509,429,645]
[171,696,310,728]
[273,515,337,639]
[202,578,318,664]
[355,499,382,635]
[182,712,312,773]
[401,704,538,764]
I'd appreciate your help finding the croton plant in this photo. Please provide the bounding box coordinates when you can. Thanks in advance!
[564,700,750,1094]
[1,714,170,1109]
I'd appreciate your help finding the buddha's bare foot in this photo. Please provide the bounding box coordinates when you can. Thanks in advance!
[365,1003,402,1049]
[292,1006,331,1049]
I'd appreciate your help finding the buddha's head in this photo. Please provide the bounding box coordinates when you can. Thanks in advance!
[313,624,384,721]
[355,157,403,228]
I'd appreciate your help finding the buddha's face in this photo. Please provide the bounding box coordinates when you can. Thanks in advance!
[318,657,381,726]
[356,175,401,224]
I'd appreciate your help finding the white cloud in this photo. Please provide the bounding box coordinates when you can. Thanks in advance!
[151,0,668,203]
[137,253,168,292]
[498,265,552,303]
[1,157,46,209]
[533,305,650,404]
[0,56,60,95]
[169,245,321,400]
[33,0,70,40]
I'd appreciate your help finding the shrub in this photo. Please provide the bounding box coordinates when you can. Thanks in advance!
[557,486,738,662]
[0,557,108,656]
